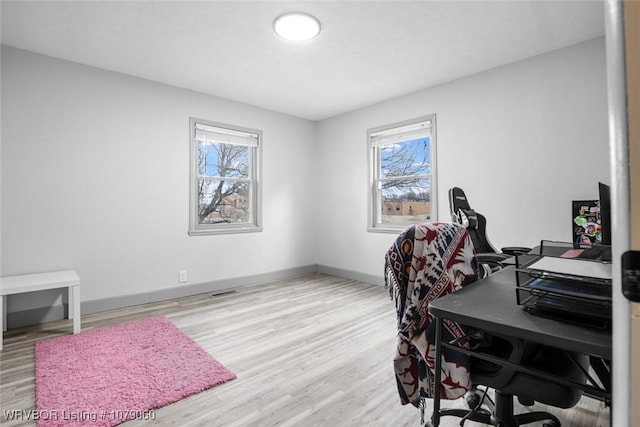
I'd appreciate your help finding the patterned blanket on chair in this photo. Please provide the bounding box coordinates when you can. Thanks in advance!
[385,222,480,406]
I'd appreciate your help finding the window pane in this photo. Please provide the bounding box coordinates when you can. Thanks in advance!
[198,141,249,178]
[368,115,436,232]
[198,179,251,224]
[379,178,431,226]
[190,118,262,235]
[380,137,430,178]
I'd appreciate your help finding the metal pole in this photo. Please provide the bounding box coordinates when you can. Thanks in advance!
[604,1,631,425]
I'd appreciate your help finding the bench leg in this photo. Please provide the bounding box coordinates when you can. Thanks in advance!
[68,285,81,334]
[1,295,4,351]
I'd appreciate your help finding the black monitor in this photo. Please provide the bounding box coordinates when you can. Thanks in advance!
[598,182,612,262]
[598,182,611,246]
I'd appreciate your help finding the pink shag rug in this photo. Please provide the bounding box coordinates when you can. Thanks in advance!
[35,315,235,427]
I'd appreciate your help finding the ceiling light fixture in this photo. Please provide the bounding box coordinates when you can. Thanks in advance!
[273,12,321,42]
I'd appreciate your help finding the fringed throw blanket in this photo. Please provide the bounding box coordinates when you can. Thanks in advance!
[385,222,480,406]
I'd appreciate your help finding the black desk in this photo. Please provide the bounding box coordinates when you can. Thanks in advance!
[427,266,612,427]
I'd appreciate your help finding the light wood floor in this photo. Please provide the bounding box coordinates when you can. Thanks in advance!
[1,273,610,426]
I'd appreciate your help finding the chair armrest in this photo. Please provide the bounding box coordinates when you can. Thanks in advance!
[476,253,511,276]
[476,253,511,264]
[501,246,532,256]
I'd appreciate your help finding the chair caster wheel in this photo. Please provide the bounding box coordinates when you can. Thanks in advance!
[466,391,481,409]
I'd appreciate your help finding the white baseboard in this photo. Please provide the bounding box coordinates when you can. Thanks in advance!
[5,264,383,329]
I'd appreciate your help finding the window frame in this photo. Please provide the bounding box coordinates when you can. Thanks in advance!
[367,114,437,233]
[188,117,262,236]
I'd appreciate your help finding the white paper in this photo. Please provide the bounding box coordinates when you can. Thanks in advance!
[527,257,612,280]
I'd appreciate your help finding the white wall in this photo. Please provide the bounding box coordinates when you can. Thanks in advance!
[1,46,317,316]
[1,38,610,319]
[315,38,609,280]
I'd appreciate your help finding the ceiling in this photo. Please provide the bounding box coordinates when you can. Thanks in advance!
[1,1,605,121]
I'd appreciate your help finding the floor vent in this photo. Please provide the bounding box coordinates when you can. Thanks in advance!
[209,290,237,298]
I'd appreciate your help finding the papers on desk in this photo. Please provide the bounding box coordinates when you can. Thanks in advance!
[516,254,612,329]
[527,256,612,281]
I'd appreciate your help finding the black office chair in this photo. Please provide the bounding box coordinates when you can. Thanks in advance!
[448,187,530,277]
[442,331,589,427]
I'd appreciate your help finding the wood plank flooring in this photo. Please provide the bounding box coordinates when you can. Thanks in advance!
[0,273,610,426]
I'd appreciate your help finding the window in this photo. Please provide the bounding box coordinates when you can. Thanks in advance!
[368,115,437,232]
[189,118,262,235]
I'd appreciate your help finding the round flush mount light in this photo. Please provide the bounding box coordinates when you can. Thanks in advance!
[273,12,321,42]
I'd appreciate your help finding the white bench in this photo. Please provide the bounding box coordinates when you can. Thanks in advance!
[0,270,80,350]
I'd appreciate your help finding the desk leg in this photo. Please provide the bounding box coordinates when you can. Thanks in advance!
[590,356,611,398]
[0,296,4,351]
[432,316,443,427]
[70,285,81,334]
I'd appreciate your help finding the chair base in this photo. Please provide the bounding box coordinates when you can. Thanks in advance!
[436,390,561,427]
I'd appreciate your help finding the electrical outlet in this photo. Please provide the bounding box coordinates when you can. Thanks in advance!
[179,270,188,283]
